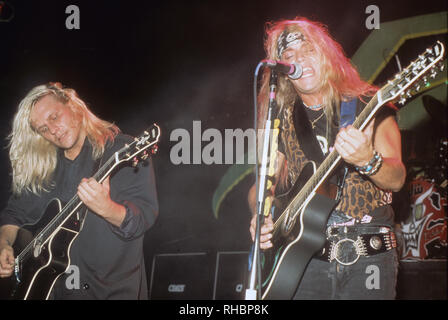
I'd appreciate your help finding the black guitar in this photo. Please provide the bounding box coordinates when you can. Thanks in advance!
[260,41,446,300]
[0,124,160,300]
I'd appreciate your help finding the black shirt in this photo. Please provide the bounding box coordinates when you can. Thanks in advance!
[304,106,329,155]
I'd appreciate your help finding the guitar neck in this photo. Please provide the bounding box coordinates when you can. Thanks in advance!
[17,155,118,263]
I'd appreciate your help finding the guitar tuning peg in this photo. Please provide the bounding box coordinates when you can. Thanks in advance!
[406,91,412,98]
[414,83,421,92]
[132,157,139,167]
[426,48,433,55]
[151,145,159,154]
[141,151,149,160]
[439,62,445,72]
[399,95,407,105]
[430,70,438,79]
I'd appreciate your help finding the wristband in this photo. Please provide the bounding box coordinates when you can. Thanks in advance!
[355,150,383,176]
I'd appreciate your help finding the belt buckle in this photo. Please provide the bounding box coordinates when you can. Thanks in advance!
[330,235,366,266]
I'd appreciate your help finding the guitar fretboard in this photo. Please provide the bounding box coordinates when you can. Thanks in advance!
[16,155,118,263]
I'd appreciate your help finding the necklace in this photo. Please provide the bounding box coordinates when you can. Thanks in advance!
[310,110,325,129]
[303,101,323,110]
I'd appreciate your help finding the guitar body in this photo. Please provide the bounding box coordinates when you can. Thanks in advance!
[1,199,84,300]
[260,162,338,299]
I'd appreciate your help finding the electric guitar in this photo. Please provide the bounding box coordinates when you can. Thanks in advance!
[0,124,161,300]
[260,41,446,299]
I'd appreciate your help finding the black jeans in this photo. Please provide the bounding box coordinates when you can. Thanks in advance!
[293,249,398,299]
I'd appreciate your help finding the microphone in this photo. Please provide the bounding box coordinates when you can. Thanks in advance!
[261,60,303,80]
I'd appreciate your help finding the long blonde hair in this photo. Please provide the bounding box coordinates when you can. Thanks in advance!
[258,17,376,130]
[8,82,120,195]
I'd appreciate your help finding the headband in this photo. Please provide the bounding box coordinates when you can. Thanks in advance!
[277,30,305,59]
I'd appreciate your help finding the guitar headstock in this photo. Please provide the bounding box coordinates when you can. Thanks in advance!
[119,123,161,165]
[381,41,445,105]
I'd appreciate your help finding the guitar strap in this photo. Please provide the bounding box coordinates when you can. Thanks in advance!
[293,98,358,200]
[335,98,358,200]
[340,98,358,129]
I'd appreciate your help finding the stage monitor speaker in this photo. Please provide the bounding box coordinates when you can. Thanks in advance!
[149,252,214,300]
[213,251,249,300]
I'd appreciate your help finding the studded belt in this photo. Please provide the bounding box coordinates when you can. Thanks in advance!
[316,225,397,265]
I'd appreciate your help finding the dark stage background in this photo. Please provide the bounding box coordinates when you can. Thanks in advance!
[0,0,446,300]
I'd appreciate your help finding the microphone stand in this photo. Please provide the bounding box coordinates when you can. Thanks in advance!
[245,70,279,300]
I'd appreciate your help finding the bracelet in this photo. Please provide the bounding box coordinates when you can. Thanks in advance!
[355,150,383,176]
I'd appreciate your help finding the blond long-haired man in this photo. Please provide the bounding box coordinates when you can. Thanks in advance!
[0,83,158,299]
